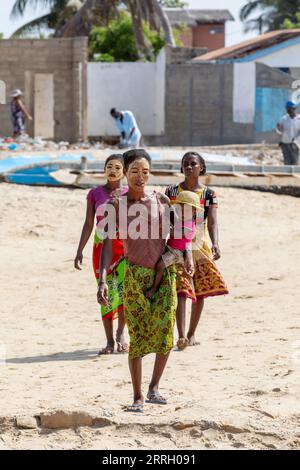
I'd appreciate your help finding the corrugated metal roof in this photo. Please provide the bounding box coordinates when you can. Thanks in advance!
[164,9,234,26]
[193,29,300,61]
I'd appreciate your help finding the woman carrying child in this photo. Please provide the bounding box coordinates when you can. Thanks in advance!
[165,152,229,350]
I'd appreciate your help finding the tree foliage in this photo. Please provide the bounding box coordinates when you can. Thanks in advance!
[89,13,164,62]
[240,0,300,33]
[282,12,300,29]
[10,0,176,60]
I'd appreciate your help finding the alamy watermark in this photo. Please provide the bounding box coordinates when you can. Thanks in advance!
[292,80,300,104]
[95,198,205,251]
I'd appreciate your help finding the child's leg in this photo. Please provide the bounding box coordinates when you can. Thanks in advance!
[176,296,189,350]
[146,258,165,299]
[116,308,129,353]
[176,296,186,339]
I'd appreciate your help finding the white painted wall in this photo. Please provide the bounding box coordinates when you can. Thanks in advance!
[233,63,256,124]
[88,48,165,137]
[255,42,300,68]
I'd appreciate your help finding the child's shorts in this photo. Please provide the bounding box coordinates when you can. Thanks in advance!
[162,246,184,267]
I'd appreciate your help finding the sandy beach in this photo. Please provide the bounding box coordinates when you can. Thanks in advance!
[0,181,300,450]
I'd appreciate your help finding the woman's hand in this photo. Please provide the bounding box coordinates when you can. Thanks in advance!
[74,251,83,270]
[97,282,109,306]
[212,245,221,261]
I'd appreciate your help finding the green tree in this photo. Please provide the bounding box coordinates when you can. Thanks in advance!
[89,13,164,61]
[10,0,83,37]
[240,0,300,33]
[11,0,175,59]
[282,12,300,29]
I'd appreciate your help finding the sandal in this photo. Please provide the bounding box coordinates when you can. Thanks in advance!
[146,391,167,405]
[177,337,189,351]
[116,341,129,353]
[97,345,114,355]
[126,403,144,413]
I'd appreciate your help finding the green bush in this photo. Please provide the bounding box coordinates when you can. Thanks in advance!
[89,13,165,62]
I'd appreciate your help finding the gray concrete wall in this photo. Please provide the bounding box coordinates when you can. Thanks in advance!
[162,62,253,146]
[0,38,88,142]
[152,61,296,146]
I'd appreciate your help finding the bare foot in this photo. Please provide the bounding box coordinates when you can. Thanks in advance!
[177,337,189,351]
[145,287,156,300]
[187,335,200,346]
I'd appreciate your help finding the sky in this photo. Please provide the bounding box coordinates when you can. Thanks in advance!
[0,0,258,45]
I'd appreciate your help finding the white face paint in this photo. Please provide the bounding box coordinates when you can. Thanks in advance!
[105,159,124,182]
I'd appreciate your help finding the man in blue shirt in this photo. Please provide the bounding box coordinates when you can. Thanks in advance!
[110,108,142,149]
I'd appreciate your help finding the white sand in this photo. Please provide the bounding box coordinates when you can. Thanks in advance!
[0,182,300,450]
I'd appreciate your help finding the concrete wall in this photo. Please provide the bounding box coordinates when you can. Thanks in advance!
[88,48,166,137]
[0,38,88,142]
[162,61,296,146]
[255,62,296,142]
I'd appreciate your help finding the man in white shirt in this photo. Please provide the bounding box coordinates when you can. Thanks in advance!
[110,108,142,149]
[277,101,300,165]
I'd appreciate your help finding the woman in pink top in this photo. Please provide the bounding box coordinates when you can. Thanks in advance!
[97,149,177,413]
[74,154,128,355]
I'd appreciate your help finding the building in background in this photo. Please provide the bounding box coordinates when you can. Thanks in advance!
[165,9,234,51]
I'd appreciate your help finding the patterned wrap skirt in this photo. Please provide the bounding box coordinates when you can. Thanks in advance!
[176,239,229,302]
[93,232,125,320]
[124,261,177,359]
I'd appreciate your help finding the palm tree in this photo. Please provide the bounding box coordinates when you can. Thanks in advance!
[240,0,300,33]
[57,1,175,50]
[11,0,175,59]
[10,0,83,37]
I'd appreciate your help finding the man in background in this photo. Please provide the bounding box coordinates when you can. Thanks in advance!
[277,101,300,165]
[110,108,142,149]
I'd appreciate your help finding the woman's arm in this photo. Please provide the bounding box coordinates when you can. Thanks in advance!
[97,237,113,307]
[74,201,95,270]
[207,206,221,260]
[17,99,32,120]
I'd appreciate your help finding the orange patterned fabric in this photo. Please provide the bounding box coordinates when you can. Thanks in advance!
[176,258,229,302]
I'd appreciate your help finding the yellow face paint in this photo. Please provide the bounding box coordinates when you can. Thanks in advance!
[125,158,150,190]
[105,159,124,182]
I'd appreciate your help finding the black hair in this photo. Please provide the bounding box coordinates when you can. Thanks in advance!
[110,108,117,116]
[181,152,206,175]
[104,154,124,169]
[123,149,152,171]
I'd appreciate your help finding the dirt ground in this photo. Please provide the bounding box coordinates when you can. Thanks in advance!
[0,181,300,450]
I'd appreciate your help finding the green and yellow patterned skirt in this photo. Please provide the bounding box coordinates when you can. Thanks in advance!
[124,262,177,359]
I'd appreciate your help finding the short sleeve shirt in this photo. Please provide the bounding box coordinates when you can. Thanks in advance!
[165,184,218,221]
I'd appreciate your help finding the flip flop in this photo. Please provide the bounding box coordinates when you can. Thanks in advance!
[146,391,167,405]
[116,341,129,353]
[97,346,114,355]
[126,403,144,413]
